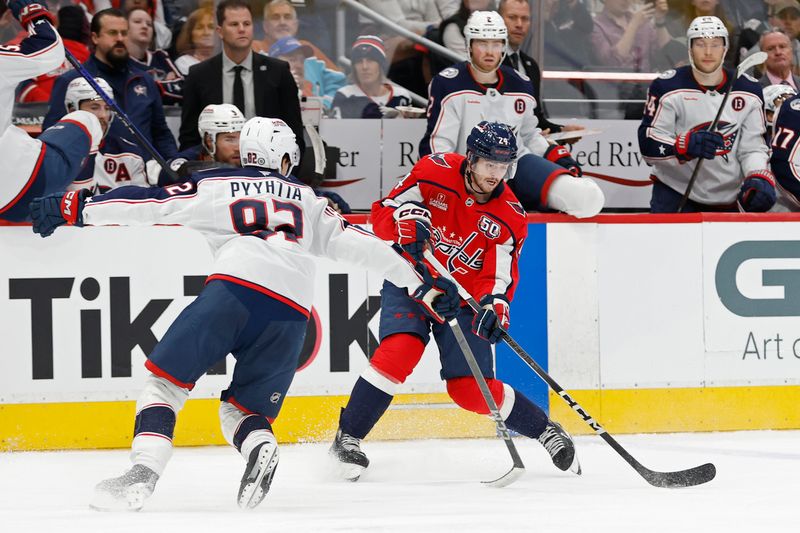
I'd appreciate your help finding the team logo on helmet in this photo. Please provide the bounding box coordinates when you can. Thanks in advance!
[791,100,800,111]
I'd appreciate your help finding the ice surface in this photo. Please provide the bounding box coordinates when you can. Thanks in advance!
[1,430,797,532]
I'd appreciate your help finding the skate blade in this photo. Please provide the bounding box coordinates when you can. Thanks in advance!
[568,455,582,476]
[238,445,279,510]
[89,484,151,512]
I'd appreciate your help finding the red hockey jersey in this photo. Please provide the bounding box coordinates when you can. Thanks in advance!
[372,152,528,303]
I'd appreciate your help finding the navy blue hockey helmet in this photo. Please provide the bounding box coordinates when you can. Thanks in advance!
[466,121,518,164]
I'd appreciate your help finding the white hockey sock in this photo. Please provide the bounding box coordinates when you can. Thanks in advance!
[547,174,605,219]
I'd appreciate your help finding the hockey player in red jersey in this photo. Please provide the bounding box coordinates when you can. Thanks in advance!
[28,117,460,511]
[330,121,580,481]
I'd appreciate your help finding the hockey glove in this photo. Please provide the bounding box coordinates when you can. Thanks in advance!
[544,144,582,176]
[675,130,724,162]
[472,294,510,344]
[29,189,90,238]
[410,264,460,324]
[9,0,55,26]
[394,202,432,261]
[739,170,777,212]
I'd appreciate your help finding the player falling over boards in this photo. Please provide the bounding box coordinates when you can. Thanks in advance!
[420,10,604,219]
[330,121,581,482]
[638,15,775,213]
[0,0,105,222]
[29,117,462,511]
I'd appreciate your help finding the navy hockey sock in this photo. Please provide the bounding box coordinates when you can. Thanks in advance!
[134,405,176,440]
[233,415,273,452]
[339,377,394,439]
[504,389,549,439]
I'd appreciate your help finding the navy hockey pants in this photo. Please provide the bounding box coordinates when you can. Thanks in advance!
[0,121,92,222]
[507,153,566,212]
[650,179,739,213]
[378,281,494,380]
[146,279,307,419]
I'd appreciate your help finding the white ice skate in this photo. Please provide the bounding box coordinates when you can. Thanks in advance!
[238,439,280,509]
[90,464,159,512]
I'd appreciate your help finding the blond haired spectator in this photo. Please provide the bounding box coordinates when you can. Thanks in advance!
[174,7,216,75]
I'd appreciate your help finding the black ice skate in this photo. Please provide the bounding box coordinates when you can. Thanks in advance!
[238,440,280,509]
[329,427,369,481]
[90,464,159,512]
[537,421,582,475]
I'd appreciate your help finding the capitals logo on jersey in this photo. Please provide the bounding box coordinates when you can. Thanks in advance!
[432,226,484,275]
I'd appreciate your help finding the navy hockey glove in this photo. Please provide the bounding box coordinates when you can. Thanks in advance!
[410,264,460,324]
[739,170,777,212]
[545,144,582,176]
[394,202,432,261]
[675,130,724,162]
[29,189,89,237]
[472,294,510,344]
[8,0,55,26]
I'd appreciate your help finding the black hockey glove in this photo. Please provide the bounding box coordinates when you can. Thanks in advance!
[9,0,55,26]
[410,264,460,324]
[675,130,724,162]
[545,144,582,176]
[471,294,510,344]
[739,170,777,212]
[394,201,432,261]
[29,189,90,238]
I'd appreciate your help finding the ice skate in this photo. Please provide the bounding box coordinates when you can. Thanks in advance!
[329,427,370,481]
[90,464,159,512]
[238,439,280,509]
[538,421,581,475]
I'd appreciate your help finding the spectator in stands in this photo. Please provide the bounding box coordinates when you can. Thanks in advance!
[758,29,800,89]
[44,8,177,160]
[439,0,494,57]
[174,7,216,75]
[719,0,769,28]
[253,0,338,70]
[359,0,460,34]
[773,0,800,73]
[269,36,346,109]
[540,0,594,70]
[500,0,586,135]
[119,0,172,48]
[332,35,414,119]
[126,7,183,104]
[17,5,91,103]
[179,0,304,153]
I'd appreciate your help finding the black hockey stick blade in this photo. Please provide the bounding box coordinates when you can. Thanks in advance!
[637,461,716,489]
[483,465,526,488]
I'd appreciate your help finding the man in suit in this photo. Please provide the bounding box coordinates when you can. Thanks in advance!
[498,0,584,136]
[179,0,304,153]
[758,29,800,90]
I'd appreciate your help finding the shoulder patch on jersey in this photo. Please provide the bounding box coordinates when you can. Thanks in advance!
[439,67,459,79]
[791,99,800,111]
[659,69,676,79]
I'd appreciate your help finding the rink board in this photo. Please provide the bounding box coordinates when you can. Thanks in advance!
[2,214,800,450]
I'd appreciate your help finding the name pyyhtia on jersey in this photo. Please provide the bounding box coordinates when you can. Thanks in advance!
[0,18,64,210]
[373,152,528,303]
[638,66,769,204]
[769,94,800,210]
[80,167,425,316]
[419,63,549,160]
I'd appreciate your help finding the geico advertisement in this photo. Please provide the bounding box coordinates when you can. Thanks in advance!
[0,226,445,404]
[703,223,800,383]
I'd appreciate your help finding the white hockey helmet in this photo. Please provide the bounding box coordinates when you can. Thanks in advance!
[687,16,729,70]
[763,83,797,114]
[64,77,113,113]
[464,11,508,71]
[239,117,300,175]
[198,104,246,157]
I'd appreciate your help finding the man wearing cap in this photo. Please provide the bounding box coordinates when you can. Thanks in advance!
[332,35,415,119]
[773,0,800,73]
[758,29,800,89]
[179,0,303,153]
[269,36,345,110]
[253,0,337,70]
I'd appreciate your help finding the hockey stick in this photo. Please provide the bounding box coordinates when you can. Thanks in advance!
[63,49,180,183]
[424,250,716,489]
[677,51,767,212]
[444,314,525,487]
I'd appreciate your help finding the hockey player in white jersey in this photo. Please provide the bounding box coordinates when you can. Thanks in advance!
[638,16,775,213]
[28,117,460,511]
[0,0,104,222]
[420,10,604,218]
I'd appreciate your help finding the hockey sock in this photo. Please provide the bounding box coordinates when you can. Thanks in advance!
[233,415,275,462]
[503,387,549,439]
[339,377,394,440]
[132,404,176,476]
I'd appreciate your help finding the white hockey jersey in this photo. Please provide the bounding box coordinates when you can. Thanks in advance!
[81,167,424,316]
[0,19,64,212]
[638,66,769,205]
[70,125,149,193]
[419,62,549,158]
